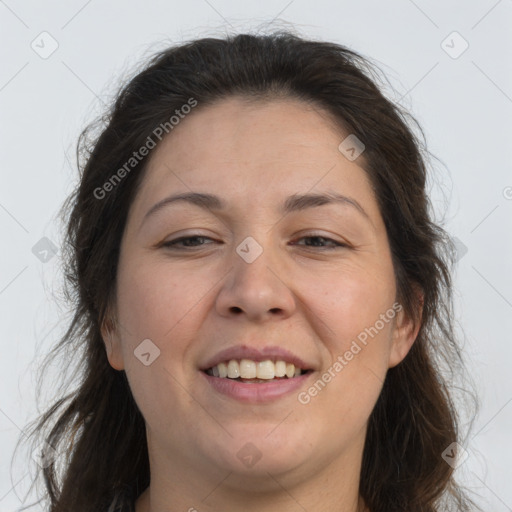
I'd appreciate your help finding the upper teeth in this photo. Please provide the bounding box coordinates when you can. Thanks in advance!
[208,359,303,379]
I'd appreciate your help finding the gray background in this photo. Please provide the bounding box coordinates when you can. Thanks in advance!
[1,1,511,511]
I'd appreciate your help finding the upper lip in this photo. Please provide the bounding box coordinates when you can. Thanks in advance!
[199,344,316,372]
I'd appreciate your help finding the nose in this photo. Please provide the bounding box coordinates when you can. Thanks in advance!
[214,238,297,322]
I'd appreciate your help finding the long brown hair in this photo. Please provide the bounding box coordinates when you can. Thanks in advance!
[17,31,481,511]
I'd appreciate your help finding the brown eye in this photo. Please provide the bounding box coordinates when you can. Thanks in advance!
[291,235,347,250]
[162,235,216,249]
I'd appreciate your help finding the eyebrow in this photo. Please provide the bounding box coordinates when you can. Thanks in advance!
[142,191,371,226]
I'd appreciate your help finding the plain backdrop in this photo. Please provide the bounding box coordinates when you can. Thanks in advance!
[1,1,511,511]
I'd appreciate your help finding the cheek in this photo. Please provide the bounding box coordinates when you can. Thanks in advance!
[299,259,397,400]
[116,259,207,341]
[113,260,213,396]
[302,258,397,348]
[113,261,209,434]
[297,259,397,427]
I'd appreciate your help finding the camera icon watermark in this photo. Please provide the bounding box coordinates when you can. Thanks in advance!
[503,186,512,200]
[452,236,468,263]
[30,31,59,59]
[441,442,469,469]
[236,236,263,263]
[236,442,262,468]
[33,441,58,469]
[441,31,469,59]
[338,134,365,161]
[134,338,161,366]
[32,237,58,263]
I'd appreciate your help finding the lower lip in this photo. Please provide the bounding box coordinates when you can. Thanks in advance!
[200,371,313,403]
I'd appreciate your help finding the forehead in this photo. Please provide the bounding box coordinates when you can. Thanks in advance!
[128,96,379,223]
[153,96,351,166]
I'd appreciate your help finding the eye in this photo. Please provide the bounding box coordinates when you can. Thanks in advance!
[161,235,217,249]
[291,235,347,250]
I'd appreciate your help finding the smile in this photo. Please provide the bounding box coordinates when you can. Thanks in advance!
[204,358,309,382]
[201,359,314,403]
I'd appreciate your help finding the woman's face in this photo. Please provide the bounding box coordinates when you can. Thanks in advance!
[105,97,417,494]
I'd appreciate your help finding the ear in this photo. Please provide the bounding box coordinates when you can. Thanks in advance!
[388,291,423,369]
[100,308,125,371]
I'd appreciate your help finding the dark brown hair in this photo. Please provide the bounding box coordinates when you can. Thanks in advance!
[18,31,481,512]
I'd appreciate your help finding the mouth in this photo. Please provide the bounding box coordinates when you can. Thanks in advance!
[203,358,313,383]
[199,345,317,402]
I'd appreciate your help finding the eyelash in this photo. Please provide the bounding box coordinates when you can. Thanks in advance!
[161,234,348,251]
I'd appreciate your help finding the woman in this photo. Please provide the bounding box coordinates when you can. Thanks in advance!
[21,31,480,511]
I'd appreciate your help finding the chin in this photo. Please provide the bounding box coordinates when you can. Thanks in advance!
[206,426,316,479]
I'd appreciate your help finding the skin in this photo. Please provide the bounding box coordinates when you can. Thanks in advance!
[102,97,421,512]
